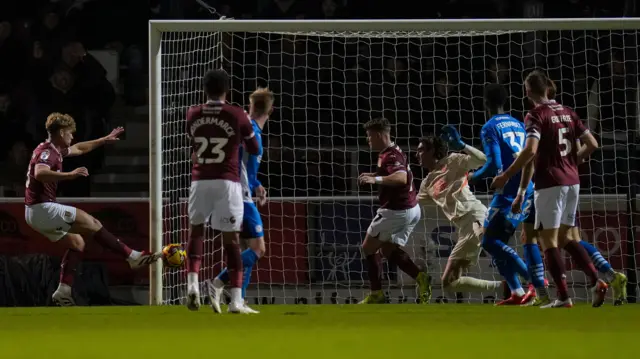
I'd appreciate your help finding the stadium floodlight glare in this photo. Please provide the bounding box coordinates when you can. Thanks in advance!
[149,18,640,305]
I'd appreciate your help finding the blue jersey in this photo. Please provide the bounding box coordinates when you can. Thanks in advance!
[471,114,534,199]
[239,119,265,239]
[239,119,263,202]
[473,114,534,240]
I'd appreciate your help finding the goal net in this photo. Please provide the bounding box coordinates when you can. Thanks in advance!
[152,19,639,305]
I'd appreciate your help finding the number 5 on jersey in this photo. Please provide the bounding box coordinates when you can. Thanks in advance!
[558,127,572,157]
[195,137,228,164]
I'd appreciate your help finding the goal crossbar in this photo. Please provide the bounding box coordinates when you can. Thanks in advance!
[149,18,640,34]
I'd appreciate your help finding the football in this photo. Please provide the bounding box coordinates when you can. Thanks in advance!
[162,244,186,268]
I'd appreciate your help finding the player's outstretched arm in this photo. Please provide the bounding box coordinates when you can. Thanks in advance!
[359,171,407,186]
[440,125,486,169]
[469,129,501,182]
[34,165,88,183]
[461,143,487,169]
[66,127,124,157]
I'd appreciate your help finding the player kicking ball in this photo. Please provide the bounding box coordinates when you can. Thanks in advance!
[358,118,431,304]
[25,113,161,306]
[185,69,260,314]
[209,88,274,314]
[493,70,608,308]
[511,81,627,306]
[416,129,507,297]
[468,84,539,305]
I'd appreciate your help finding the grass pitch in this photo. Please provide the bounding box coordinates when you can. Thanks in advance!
[0,304,638,359]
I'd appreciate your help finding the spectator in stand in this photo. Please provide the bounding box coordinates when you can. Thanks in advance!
[487,60,509,85]
[521,0,545,68]
[320,0,348,18]
[0,21,27,89]
[59,41,115,196]
[35,7,73,63]
[104,39,145,106]
[0,141,30,197]
[587,51,640,193]
[0,89,32,151]
[260,0,306,18]
[588,51,640,143]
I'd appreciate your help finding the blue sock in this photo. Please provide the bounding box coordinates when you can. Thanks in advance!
[240,249,259,298]
[217,268,229,283]
[523,243,545,288]
[579,240,613,274]
[492,258,523,293]
[217,249,260,298]
[482,237,530,280]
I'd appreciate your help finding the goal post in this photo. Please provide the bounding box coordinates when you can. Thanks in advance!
[149,18,640,305]
[149,22,163,306]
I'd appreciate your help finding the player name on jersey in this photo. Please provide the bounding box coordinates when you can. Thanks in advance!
[186,101,258,183]
[525,101,587,190]
[189,116,236,137]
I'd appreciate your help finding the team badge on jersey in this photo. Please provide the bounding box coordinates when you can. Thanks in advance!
[40,150,50,161]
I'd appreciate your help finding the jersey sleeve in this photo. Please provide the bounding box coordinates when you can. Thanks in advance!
[238,110,259,155]
[455,152,485,171]
[246,135,263,191]
[470,124,502,180]
[525,112,542,141]
[382,152,407,175]
[36,149,60,168]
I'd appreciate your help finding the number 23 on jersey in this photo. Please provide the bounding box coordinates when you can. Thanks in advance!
[194,137,228,164]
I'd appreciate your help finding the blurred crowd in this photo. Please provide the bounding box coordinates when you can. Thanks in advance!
[1,0,639,199]
[175,0,636,20]
[0,0,149,197]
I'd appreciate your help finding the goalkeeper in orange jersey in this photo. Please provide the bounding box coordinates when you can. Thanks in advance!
[511,82,628,306]
[416,129,509,297]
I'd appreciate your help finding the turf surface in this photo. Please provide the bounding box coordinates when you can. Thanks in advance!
[0,304,637,359]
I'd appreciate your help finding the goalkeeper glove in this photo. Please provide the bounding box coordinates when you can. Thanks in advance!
[440,125,466,151]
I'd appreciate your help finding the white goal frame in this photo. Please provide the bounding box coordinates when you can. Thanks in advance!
[148,18,640,305]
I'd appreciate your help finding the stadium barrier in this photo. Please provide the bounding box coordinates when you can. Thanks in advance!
[1,195,637,304]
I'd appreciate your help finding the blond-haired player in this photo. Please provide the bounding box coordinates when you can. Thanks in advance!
[25,113,161,306]
[210,88,274,313]
[416,128,507,296]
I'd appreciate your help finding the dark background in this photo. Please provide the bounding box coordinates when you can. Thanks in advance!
[0,0,637,198]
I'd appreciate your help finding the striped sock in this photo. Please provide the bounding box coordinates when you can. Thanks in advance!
[579,240,615,282]
[523,243,546,289]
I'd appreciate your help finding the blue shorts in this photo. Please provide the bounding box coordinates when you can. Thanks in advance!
[484,193,534,242]
[524,198,536,225]
[241,201,264,239]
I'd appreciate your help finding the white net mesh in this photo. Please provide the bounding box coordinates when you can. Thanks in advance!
[159,24,639,304]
